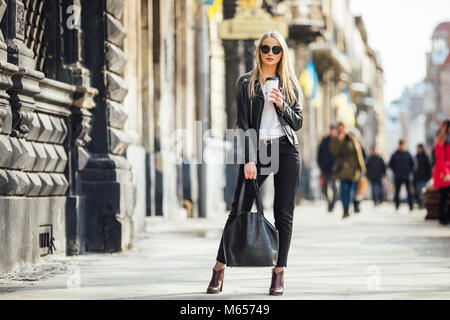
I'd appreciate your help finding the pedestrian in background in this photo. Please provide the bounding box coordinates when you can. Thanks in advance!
[317,125,338,212]
[366,146,386,206]
[432,120,450,225]
[330,122,366,218]
[352,133,367,213]
[389,139,414,211]
[413,144,432,209]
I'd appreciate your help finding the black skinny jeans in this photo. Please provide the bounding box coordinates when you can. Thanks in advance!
[216,136,301,267]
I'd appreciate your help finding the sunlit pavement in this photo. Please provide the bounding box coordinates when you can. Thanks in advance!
[1,201,449,300]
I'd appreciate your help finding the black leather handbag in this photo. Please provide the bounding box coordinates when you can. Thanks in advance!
[222,178,279,267]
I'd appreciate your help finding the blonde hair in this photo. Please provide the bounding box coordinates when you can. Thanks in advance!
[248,30,303,106]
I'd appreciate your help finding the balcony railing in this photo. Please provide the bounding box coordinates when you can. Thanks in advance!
[282,0,325,29]
[309,41,351,74]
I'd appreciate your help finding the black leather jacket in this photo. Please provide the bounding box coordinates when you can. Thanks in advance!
[235,71,304,163]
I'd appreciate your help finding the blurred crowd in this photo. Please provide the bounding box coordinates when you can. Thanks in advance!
[317,119,450,225]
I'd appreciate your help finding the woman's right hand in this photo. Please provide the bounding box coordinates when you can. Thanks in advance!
[244,162,257,180]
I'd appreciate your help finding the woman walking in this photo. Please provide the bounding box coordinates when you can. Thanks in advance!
[206,30,304,296]
[432,119,450,225]
[329,123,367,218]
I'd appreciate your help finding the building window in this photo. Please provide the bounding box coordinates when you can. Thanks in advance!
[23,0,60,78]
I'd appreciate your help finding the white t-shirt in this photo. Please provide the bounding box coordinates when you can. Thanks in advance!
[259,84,286,140]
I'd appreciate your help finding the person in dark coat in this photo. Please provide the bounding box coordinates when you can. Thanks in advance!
[317,125,338,212]
[413,144,432,209]
[366,146,386,206]
[389,139,415,211]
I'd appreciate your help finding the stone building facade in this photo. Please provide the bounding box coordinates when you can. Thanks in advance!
[0,0,135,274]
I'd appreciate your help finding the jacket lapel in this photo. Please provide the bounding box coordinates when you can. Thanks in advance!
[250,79,264,131]
[254,78,264,100]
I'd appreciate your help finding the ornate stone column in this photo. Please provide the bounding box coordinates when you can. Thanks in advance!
[55,0,98,255]
[222,0,241,210]
[77,0,135,252]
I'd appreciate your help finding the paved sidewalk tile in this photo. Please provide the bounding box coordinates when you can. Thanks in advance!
[0,202,449,300]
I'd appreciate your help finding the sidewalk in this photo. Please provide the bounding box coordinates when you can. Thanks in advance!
[0,201,449,300]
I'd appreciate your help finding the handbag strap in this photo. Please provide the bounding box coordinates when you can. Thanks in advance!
[237,178,264,215]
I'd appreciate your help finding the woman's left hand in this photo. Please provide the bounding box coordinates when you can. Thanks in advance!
[269,88,284,110]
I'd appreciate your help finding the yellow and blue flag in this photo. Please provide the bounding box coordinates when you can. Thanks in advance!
[299,62,320,107]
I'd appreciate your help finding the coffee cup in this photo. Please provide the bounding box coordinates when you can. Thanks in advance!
[265,77,279,103]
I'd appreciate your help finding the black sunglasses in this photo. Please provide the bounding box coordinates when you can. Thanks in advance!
[260,45,282,55]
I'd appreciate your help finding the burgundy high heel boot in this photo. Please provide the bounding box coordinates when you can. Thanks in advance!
[269,268,284,296]
[206,268,224,294]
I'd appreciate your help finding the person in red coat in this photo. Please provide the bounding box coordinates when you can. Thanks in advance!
[432,119,450,225]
